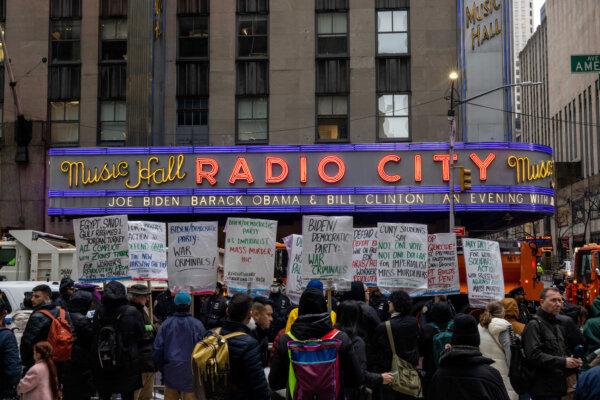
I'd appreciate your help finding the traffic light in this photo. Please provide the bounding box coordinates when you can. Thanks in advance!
[459,167,472,192]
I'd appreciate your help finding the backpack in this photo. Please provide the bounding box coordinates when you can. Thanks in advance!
[385,321,422,398]
[192,328,247,400]
[286,329,343,400]
[38,307,73,362]
[430,320,454,367]
[96,314,124,372]
[508,327,534,395]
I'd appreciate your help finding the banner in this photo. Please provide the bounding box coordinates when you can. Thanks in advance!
[74,215,130,282]
[376,223,428,294]
[463,238,505,308]
[350,228,378,286]
[426,233,460,295]
[224,218,277,295]
[167,222,218,294]
[128,221,167,280]
[283,234,303,305]
[302,215,353,288]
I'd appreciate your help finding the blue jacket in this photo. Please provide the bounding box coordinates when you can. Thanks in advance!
[0,327,22,398]
[574,366,600,400]
[153,312,206,392]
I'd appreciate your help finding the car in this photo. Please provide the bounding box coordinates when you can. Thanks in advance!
[0,281,60,312]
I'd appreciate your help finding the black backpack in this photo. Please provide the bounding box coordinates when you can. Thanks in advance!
[508,326,534,395]
[206,297,227,329]
[96,314,124,372]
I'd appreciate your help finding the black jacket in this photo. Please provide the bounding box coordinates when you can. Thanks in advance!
[200,294,228,330]
[523,309,570,397]
[369,294,390,322]
[269,312,362,399]
[153,289,176,323]
[556,313,585,354]
[269,292,292,340]
[219,319,271,400]
[0,327,21,398]
[347,335,382,400]
[429,345,510,400]
[130,300,155,372]
[371,314,419,373]
[93,281,145,394]
[253,325,270,368]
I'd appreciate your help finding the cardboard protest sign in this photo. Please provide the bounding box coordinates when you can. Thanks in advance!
[376,223,428,294]
[283,234,303,305]
[426,233,460,295]
[224,218,277,295]
[302,215,353,288]
[350,228,378,287]
[74,215,130,282]
[167,222,218,294]
[128,221,167,280]
[463,238,505,308]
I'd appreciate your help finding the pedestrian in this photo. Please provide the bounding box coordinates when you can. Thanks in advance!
[54,278,75,309]
[0,299,21,399]
[574,353,600,400]
[501,298,525,335]
[93,280,145,400]
[478,301,517,399]
[63,291,95,400]
[371,290,420,400]
[128,284,156,400]
[508,287,531,324]
[17,341,61,400]
[199,282,228,330]
[219,293,270,400]
[419,301,453,395]
[522,287,582,400]
[584,296,600,354]
[251,296,273,367]
[429,314,510,400]
[418,295,456,329]
[268,279,292,341]
[345,281,381,344]
[336,300,393,400]
[153,288,176,325]
[270,288,361,399]
[284,279,337,331]
[369,287,390,322]
[153,291,206,400]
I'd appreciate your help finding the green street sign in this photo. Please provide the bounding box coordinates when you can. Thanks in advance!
[571,54,600,73]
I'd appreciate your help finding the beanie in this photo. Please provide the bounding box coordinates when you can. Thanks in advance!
[298,288,327,316]
[306,279,324,291]
[174,291,192,306]
[451,314,480,347]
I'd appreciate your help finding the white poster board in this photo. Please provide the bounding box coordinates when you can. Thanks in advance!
[167,222,218,294]
[426,233,460,295]
[463,238,505,308]
[376,223,428,295]
[283,234,303,305]
[74,215,130,282]
[128,221,167,281]
[350,228,378,287]
[224,218,277,296]
[302,215,353,288]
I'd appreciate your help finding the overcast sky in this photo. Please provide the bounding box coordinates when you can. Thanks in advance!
[533,0,545,28]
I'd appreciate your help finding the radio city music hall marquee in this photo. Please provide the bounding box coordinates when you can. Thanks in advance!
[47,143,555,215]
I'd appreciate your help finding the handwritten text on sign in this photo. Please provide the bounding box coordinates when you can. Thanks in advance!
[426,233,459,294]
[128,221,167,280]
[284,234,304,305]
[463,238,505,308]
[350,228,378,286]
[74,215,130,282]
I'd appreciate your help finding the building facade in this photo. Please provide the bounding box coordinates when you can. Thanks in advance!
[511,0,534,135]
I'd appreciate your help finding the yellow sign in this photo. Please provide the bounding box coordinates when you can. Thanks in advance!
[465,0,502,51]
[507,156,554,184]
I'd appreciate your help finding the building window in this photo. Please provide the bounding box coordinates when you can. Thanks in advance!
[316,0,348,11]
[49,101,79,143]
[237,0,268,14]
[377,57,409,92]
[51,0,81,18]
[238,15,268,58]
[101,0,127,17]
[317,13,347,56]
[237,61,268,95]
[100,100,126,141]
[177,0,209,15]
[99,64,126,99]
[50,20,81,63]
[317,96,348,141]
[378,94,409,140]
[179,16,208,58]
[101,19,127,61]
[237,97,268,143]
[377,10,408,54]
[176,98,208,145]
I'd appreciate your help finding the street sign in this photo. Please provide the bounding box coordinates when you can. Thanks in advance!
[571,55,600,73]
[453,226,466,236]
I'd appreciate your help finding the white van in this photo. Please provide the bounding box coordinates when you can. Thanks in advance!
[0,281,60,312]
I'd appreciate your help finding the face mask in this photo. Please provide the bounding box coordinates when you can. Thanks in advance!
[246,317,257,331]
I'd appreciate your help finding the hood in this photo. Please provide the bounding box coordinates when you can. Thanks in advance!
[101,281,128,308]
[59,277,75,296]
[68,290,93,314]
[439,345,495,368]
[428,302,453,326]
[500,298,520,321]
[290,312,334,340]
[298,288,327,316]
[346,281,366,302]
[486,317,511,336]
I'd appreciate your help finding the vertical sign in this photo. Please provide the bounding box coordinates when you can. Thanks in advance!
[350,228,378,286]
[128,221,167,280]
[74,215,130,282]
[302,215,353,287]
[167,222,218,294]
[463,238,505,308]
[224,218,277,295]
[377,223,428,294]
[283,234,303,305]
[426,233,460,295]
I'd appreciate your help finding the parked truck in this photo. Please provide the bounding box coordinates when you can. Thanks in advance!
[565,243,600,307]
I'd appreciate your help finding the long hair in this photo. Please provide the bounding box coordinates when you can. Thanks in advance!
[33,342,61,400]
[479,301,505,329]
[335,300,361,338]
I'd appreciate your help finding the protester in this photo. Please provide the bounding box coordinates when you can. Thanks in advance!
[128,284,156,400]
[429,314,510,400]
[0,299,21,399]
[93,280,145,400]
[418,295,456,329]
[345,281,381,342]
[153,288,176,324]
[268,279,292,340]
[508,287,531,324]
[284,279,337,331]
[584,296,600,354]
[251,296,273,367]
[557,303,586,355]
[574,353,600,400]
[371,290,420,400]
[478,301,517,399]
[419,301,453,394]
[523,287,582,400]
[63,291,95,400]
[17,341,61,400]
[270,288,361,399]
[54,278,75,309]
[153,291,206,400]
[369,286,390,322]
[501,298,525,335]
[200,282,228,330]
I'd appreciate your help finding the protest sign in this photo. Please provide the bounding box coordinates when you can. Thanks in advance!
[463,238,505,308]
[426,233,460,295]
[302,215,353,288]
[350,228,378,287]
[283,234,303,305]
[376,223,428,294]
[128,221,167,280]
[167,222,218,294]
[224,218,277,295]
[74,215,129,282]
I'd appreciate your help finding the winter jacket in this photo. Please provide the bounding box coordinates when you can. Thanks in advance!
[478,318,517,400]
[522,309,570,397]
[153,289,176,324]
[347,335,382,400]
[269,292,293,340]
[369,294,390,322]
[0,327,21,398]
[371,314,419,373]
[153,312,206,392]
[429,345,510,400]
[501,298,525,335]
[199,294,228,330]
[284,307,336,332]
[517,300,531,324]
[574,365,600,400]
[54,277,75,310]
[584,298,600,353]
[17,360,53,400]
[269,312,362,400]
[130,300,155,372]
[253,325,270,368]
[557,313,585,354]
[219,319,270,400]
[92,281,145,395]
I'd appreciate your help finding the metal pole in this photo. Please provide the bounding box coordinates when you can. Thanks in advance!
[0,26,23,116]
[448,80,456,233]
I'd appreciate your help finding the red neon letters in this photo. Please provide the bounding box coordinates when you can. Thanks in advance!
[377,155,401,183]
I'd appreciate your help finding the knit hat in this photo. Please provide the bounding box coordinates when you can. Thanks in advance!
[451,314,480,347]
[298,288,327,316]
[174,291,192,306]
[306,279,324,291]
